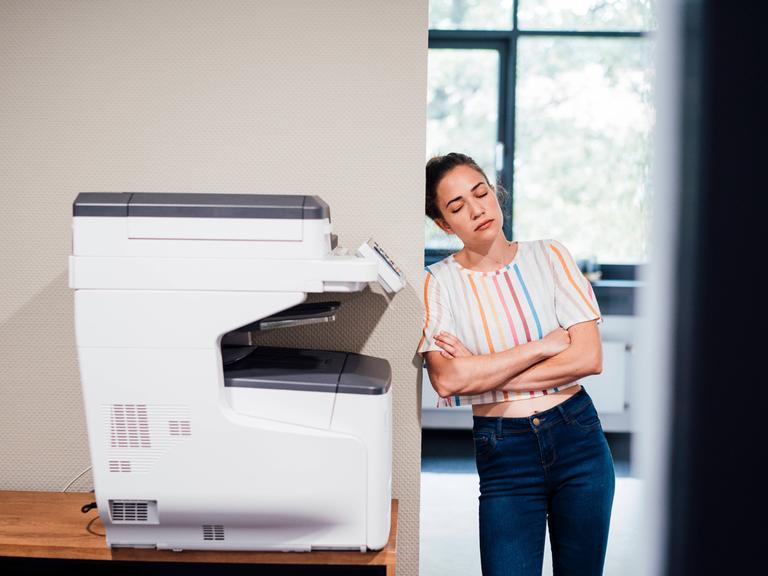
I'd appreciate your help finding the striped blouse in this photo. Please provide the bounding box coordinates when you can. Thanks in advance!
[416,238,604,408]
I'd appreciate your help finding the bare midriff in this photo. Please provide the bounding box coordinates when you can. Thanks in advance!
[471,383,582,418]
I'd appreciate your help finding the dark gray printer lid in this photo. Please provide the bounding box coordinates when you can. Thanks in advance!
[223,346,391,395]
[72,192,329,219]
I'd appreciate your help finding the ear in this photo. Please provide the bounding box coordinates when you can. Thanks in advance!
[434,217,453,235]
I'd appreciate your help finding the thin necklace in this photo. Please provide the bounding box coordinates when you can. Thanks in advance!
[489,241,515,268]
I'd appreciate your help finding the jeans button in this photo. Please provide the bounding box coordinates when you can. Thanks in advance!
[532,417,540,425]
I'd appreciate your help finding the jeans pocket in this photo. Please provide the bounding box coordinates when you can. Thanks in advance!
[473,431,497,459]
[570,403,602,432]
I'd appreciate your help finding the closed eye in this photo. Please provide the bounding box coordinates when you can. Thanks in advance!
[451,192,488,213]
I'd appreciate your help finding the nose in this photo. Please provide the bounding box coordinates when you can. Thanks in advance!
[469,198,485,219]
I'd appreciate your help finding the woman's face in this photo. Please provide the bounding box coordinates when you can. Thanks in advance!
[433,164,503,244]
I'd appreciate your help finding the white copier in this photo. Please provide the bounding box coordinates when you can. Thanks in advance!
[68,192,405,552]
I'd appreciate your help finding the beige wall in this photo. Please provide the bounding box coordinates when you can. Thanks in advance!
[0,1,428,574]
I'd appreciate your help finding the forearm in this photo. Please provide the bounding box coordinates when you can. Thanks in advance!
[500,344,598,393]
[440,341,549,396]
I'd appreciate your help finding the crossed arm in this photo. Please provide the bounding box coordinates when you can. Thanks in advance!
[424,320,603,399]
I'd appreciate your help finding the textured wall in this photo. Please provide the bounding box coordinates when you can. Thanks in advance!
[0,2,428,574]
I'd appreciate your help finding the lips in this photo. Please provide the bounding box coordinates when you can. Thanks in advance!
[475,219,494,231]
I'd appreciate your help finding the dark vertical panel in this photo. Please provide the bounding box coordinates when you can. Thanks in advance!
[665,0,761,574]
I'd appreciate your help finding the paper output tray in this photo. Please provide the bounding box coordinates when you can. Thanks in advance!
[235,301,341,332]
[223,346,391,395]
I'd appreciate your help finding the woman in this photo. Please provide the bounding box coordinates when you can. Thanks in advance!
[417,153,616,576]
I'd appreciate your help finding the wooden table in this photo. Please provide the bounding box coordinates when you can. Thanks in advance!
[0,491,398,575]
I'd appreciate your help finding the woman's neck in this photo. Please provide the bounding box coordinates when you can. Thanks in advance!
[455,236,517,272]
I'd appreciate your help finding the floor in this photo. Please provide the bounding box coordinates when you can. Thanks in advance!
[420,429,639,576]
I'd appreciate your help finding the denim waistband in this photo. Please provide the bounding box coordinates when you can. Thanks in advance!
[472,386,593,433]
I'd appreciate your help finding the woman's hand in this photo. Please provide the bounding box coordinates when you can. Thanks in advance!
[434,331,474,359]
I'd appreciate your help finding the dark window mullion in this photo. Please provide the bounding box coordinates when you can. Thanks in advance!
[428,37,506,51]
[429,30,649,41]
[500,34,515,242]
[518,29,648,38]
[513,0,519,30]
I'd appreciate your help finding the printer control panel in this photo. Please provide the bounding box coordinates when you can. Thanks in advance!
[356,238,406,293]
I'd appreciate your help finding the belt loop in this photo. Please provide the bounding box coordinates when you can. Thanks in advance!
[557,403,570,424]
[495,417,503,437]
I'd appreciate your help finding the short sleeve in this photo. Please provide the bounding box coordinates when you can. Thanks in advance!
[416,269,458,356]
[547,238,604,329]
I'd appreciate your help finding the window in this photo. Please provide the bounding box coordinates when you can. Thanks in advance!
[426,0,656,270]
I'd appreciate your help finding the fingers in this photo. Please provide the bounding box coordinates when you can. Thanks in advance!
[434,336,453,353]
[434,332,459,352]
[434,334,457,357]
[434,332,471,358]
[437,331,458,343]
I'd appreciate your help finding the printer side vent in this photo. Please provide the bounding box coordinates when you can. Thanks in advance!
[109,404,151,448]
[108,460,132,473]
[109,499,158,524]
[169,420,192,436]
[202,524,225,541]
[102,404,191,475]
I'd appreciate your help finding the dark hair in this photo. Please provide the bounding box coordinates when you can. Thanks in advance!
[425,152,509,221]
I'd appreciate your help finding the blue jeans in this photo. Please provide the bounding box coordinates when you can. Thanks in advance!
[472,386,616,576]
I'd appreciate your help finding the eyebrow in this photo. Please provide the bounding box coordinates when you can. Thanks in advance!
[445,181,486,208]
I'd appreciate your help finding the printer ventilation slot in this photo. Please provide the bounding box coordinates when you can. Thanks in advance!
[109,404,151,448]
[109,499,158,524]
[102,404,191,474]
[202,524,225,541]
[169,420,192,436]
[108,460,132,473]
